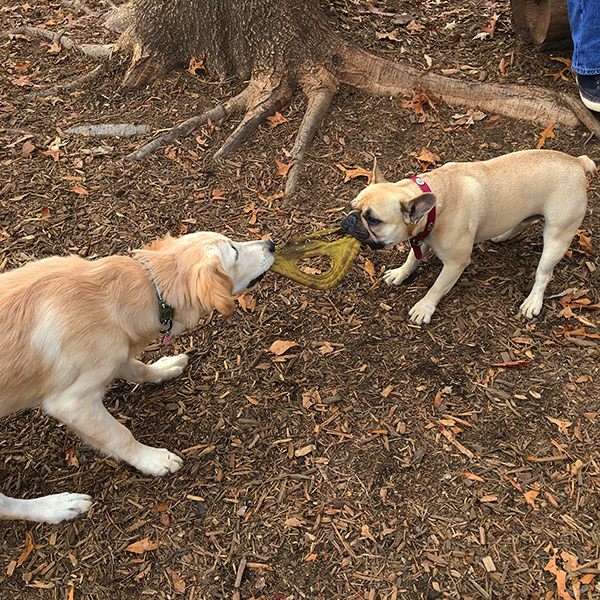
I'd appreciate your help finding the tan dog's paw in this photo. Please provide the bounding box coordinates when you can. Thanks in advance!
[408,300,436,325]
[148,354,189,383]
[519,294,543,319]
[131,446,184,476]
[383,266,411,286]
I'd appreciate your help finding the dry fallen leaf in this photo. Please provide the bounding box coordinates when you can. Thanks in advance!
[71,185,89,196]
[523,489,539,509]
[17,532,34,568]
[283,517,305,527]
[537,123,555,149]
[336,163,371,183]
[125,538,160,554]
[274,159,293,177]
[268,340,299,356]
[547,416,573,436]
[188,54,205,75]
[267,111,288,128]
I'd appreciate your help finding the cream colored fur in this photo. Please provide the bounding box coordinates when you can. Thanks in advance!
[344,150,595,324]
[0,231,274,523]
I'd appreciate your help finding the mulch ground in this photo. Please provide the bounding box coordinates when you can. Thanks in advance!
[1,1,599,599]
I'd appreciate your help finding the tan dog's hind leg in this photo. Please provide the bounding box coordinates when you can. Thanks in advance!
[490,216,541,243]
[117,355,189,383]
[520,222,582,318]
[43,387,183,476]
[383,243,429,286]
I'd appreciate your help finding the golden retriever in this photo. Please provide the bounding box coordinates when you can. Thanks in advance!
[0,232,274,523]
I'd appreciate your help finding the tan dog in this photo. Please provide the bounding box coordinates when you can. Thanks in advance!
[341,150,595,324]
[0,232,274,523]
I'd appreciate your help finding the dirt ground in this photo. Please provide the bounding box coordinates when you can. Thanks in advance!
[1,1,600,599]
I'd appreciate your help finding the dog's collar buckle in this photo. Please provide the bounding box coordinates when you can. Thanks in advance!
[409,174,436,260]
[137,259,175,336]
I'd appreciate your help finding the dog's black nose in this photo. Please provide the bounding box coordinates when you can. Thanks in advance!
[266,240,276,253]
[340,213,357,232]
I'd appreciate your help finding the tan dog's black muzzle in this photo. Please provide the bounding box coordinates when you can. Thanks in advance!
[340,211,384,249]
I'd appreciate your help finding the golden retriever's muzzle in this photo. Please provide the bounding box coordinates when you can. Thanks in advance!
[248,240,276,288]
[340,211,385,250]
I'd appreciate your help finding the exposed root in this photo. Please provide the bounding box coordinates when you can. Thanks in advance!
[285,71,337,196]
[336,41,600,137]
[125,83,256,161]
[213,77,293,159]
[3,27,113,59]
[27,63,107,99]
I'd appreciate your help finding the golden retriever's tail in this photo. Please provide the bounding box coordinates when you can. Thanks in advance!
[578,155,597,175]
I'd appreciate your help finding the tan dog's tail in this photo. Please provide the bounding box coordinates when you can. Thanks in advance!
[578,155,597,175]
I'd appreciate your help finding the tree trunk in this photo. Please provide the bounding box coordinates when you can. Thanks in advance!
[105,0,599,194]
[510,0,572,48]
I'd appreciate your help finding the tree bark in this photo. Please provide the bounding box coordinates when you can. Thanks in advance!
[102,0,599,194]
[510,0,572,48]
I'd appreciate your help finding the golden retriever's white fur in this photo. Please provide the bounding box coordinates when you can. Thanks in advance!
[0,232,274,523]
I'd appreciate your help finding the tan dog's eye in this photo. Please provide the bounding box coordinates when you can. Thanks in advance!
[365,214,381,226]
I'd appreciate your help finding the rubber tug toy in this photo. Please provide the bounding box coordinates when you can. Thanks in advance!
[270,228,361,290]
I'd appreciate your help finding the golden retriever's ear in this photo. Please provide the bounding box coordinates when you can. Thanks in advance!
[142,234,174,252]
[196,259,235,317]
[371,157,387,184]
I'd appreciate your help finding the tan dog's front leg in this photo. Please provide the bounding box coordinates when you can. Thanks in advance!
[383,243,428,286]
[409,254,471,325]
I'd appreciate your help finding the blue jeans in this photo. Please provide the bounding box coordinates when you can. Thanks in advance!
[568,0,600,74]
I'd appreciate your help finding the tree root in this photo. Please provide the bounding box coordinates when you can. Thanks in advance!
[27,63,107,99]
[3,26,113,59]
[125,82,256,161]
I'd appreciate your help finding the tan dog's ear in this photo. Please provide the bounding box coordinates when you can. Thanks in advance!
[372,158,388,184]
[401,193,436,224]
[195,259,235,318]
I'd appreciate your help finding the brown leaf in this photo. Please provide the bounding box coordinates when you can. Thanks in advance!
[39,148,61,162]
[547,416,573,436]
[283,517,305,527]
[22,140,35,157]
[268,340,298,356]
[212,189,226,200]
[523,489,539,509]
[40,207,51,219]
[125,538,160,554]
[336,163,371,183]
[363,257,375,278]
[274,159,293,178]
[71,185,89,195]
[361,524,377,543]
[65,445,79,467]
[188,54,205,75]
[17,532,33,567]
[167,568,186,594]
[236,292,256,313]
[498,57,506,75]
[416,147,440,168]
[537,123,555,149]
[266,111,288,128]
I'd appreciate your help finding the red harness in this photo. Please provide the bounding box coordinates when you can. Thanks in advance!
[409,176,436,260]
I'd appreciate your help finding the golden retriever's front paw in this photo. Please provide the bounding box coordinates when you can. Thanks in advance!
[519,294,543,319]
[132,446,183,476]
[149,354,189,383]
[383,267,410,286]
[408,300,435,325]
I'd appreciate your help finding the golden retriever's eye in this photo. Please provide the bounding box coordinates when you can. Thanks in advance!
[365,214,381,226]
